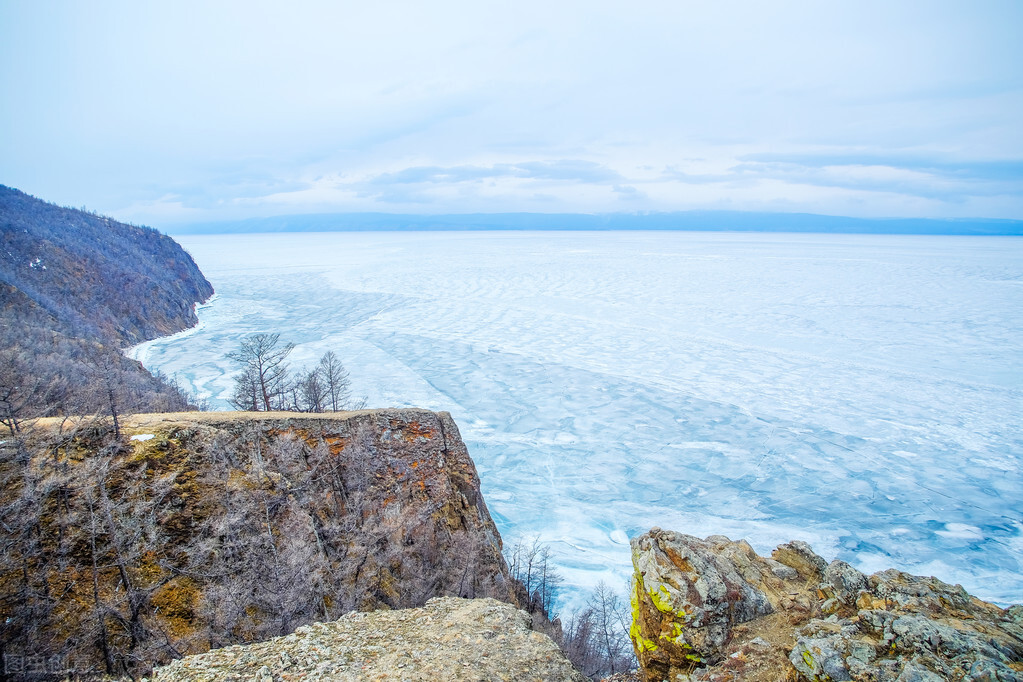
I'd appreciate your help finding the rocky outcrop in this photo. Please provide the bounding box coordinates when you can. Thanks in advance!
[148,597,586,681]
[630,528,1023,681]
[2,409,521,678]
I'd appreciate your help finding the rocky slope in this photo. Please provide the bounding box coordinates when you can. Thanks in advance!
[0,184,213,424]
[147,596,585,682]
[630,528,1023,681]
[0,409,521,678]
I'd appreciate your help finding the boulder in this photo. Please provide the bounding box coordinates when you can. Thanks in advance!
[629,529,775,680]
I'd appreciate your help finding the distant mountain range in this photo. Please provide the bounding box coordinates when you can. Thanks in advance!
[168,210,1023,235]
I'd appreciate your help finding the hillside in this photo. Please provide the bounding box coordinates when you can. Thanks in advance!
[0,409,525,679]
[0,185,214,426]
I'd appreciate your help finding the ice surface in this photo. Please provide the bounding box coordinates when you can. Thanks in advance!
[132,231,1023,609]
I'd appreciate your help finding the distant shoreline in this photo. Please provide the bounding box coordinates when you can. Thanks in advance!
[163,210,1023,236]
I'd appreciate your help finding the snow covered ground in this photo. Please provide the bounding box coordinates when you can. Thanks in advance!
[131,231,1023,608]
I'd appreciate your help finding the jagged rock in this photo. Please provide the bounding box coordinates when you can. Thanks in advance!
[629,529,775,680]
[148,597,586,681]
[629,529,1023,682]
[766,558,799,580]
[790,634,852,681]
[821,560,867,605]
[773,540,828,581]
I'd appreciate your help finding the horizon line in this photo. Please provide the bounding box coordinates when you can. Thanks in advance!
[163,208,1023,237]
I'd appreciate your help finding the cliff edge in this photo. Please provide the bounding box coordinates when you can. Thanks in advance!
[1,409,520,678]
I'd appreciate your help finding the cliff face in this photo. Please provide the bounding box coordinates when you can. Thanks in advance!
[0,409,519,678]
[0,184,214,423]
[149,597,586,682]
[629,528,1023,682]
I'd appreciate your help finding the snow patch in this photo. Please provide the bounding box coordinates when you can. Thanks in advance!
[935,523,985,541]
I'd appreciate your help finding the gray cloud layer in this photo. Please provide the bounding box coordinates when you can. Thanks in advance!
[1,1,1021,223]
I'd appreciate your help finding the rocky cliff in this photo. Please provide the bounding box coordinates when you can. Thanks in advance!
[629,529,1023,681]
[147,596,585,681]
[0,409,521,678]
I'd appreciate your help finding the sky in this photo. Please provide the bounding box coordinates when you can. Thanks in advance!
[2,1,1022,226]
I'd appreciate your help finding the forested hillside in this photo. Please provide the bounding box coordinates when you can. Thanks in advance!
[0,185,214,428]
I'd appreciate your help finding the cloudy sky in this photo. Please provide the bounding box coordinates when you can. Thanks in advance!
[2,1,1021,225]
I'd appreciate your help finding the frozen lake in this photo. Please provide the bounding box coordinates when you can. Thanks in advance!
[132,231,1023,608]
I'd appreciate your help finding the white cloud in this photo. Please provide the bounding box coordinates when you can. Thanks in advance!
[115,195,207,225]
[2,0,1021,222]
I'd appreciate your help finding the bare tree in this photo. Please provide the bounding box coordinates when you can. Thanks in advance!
[0,351,29,436]
[297,369,328,413]
[588,581,632,676]
[227,342,364,414]
[559,581,634,679]
[227,333,294,411]
[507,535,561,616]
[318,351,352,412]
[98,358,122,438]
[229,368,262,411]
[0,348,60,435]
[538,544,563,617]
[561,609,598,677]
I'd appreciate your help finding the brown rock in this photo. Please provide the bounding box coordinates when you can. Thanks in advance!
[772,540,828,582]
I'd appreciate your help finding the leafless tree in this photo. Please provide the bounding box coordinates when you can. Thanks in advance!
[228,342,362,413]
[318,351,352,412]
[98,358,122,439]
[507,535,561,616]
[558,580,634,679]
[0,348,61,435]
[561,608,598,676]
[297,368,328,413]
[227,333,294,411]
[229,367,262,411]
[588,581,632,675]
